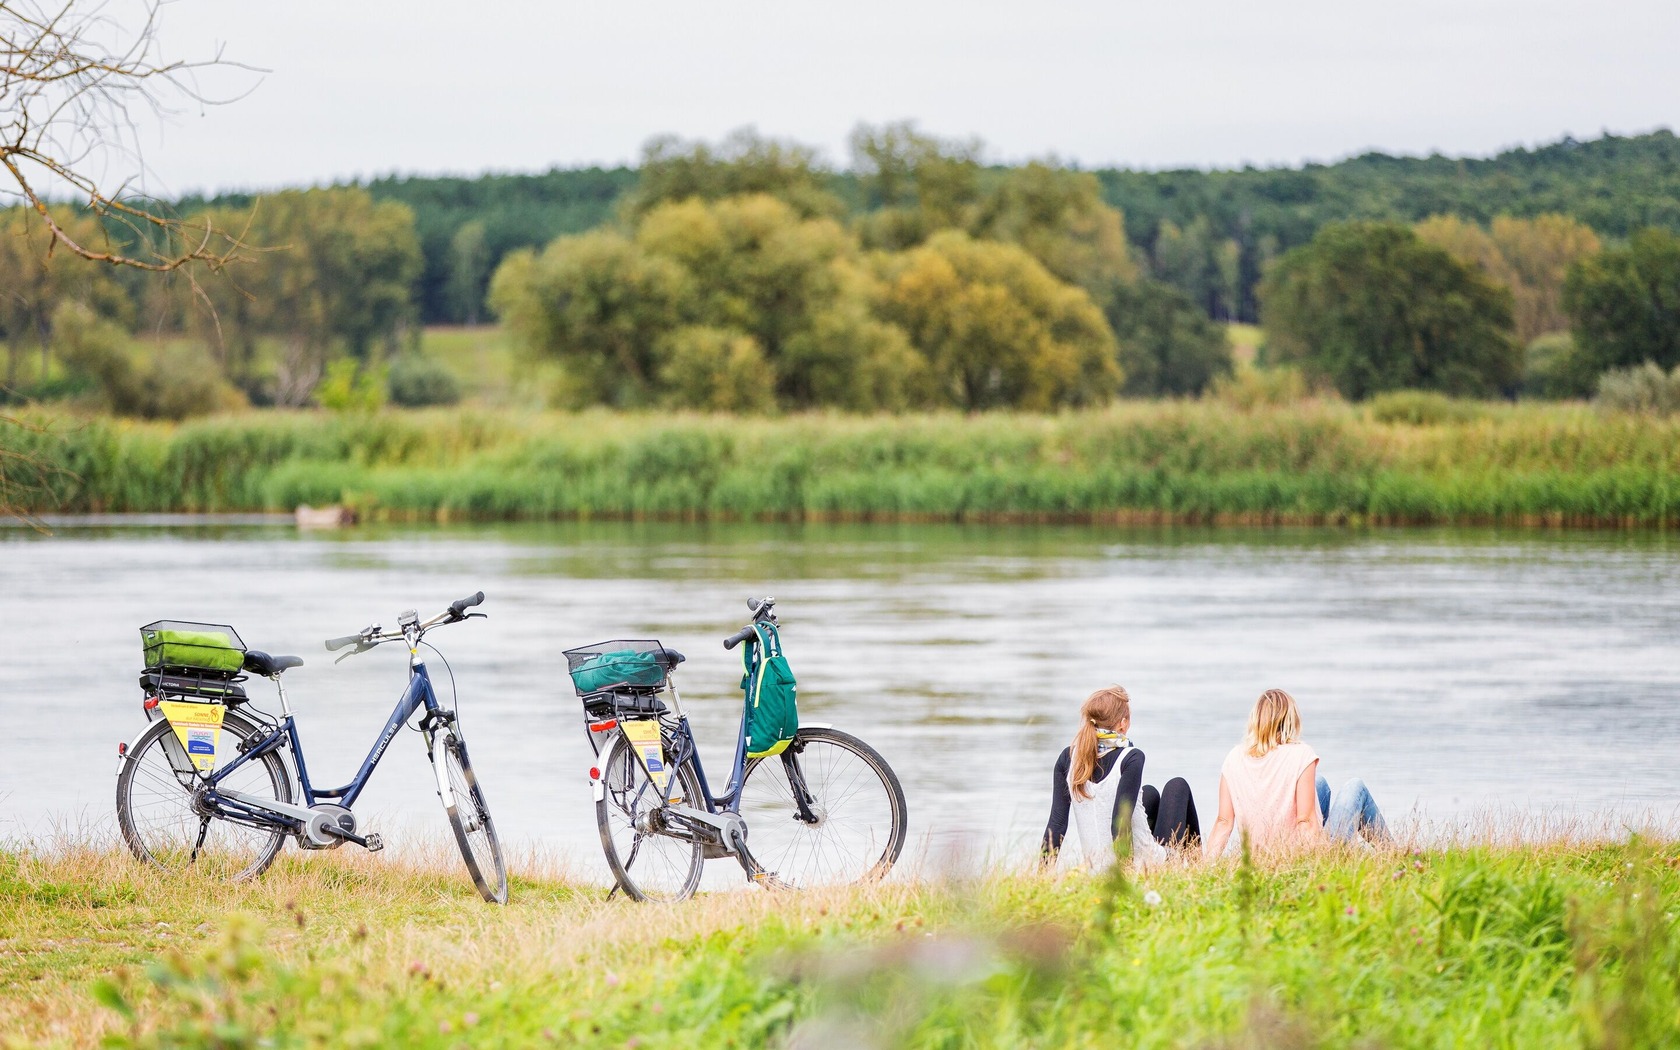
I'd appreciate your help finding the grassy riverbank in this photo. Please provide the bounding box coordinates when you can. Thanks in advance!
[3,838,1678,1048]
[8,400,1680,526]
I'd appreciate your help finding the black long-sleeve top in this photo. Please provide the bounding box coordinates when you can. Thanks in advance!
[1041,745,1145,857]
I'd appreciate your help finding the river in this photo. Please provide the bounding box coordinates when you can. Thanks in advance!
[3,519,1678,882]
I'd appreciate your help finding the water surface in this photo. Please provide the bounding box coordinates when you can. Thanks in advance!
[3,520,1677,879]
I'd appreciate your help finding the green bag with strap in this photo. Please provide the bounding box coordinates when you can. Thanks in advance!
[741,621,798,759]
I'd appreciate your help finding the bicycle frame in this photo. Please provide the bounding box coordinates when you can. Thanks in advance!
[201,659,445,828]
[661,686,753,816]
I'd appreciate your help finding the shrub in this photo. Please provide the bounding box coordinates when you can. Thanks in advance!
[387,354,462,407]
[315,359,386,413]
[1366,390,1486,426]
[1207,364,1309,410]
[52,304,244,420]
[1522,331,1598,399]
[1595,362,1680,415]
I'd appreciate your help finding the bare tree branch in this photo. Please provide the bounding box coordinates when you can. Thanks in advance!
[0,0,264,271]
[0,0,264,521]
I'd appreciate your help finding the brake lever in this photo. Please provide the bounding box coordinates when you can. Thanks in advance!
[334,642,372,665]
[466,612,488,619]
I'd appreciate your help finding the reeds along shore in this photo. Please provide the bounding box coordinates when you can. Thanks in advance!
[3,832,1678,1047]
[9,401,1680,526]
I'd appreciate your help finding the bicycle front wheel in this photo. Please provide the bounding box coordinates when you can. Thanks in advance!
[116,710,292,882]
[437,733,508,904]
[739,726,907,889]
[596,732,705,902]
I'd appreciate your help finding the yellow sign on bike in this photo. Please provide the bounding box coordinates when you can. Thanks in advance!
[620,719,668,793]
[157,700,225,774]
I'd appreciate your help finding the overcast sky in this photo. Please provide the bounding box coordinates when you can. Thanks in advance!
[126,0,1680,196]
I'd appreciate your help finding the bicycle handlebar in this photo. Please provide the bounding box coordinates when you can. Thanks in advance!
[723,626,755,650]
[325,591,487,655]
[724,595,779,648]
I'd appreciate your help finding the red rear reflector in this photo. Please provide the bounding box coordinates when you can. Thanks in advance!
[589,767,600,780]
[588,719,617,733]
[117,742,127,756]
[143,696,160,710]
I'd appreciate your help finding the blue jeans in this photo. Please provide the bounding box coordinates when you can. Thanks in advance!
[1316,775,1387,843]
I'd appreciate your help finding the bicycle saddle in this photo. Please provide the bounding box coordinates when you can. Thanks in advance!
[243,650,304,676]
[656,647,686,667]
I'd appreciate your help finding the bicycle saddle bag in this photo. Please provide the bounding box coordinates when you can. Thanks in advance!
[582,691,668,720]
[139,670,248,704]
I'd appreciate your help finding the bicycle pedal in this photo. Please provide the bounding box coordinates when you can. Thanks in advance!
[364,833,385,853]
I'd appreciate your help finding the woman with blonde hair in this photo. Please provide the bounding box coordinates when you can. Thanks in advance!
[1202,688,1387,859]
[1041,685,1199,870]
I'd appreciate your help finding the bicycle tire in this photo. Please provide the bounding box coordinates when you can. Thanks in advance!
[596,731,705,902]
[739,726,907,889]
[116,710,292,882]
[437,733,508,904]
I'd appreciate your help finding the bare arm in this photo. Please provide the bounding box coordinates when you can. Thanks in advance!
[1202,776,1236,861]
[1294,760,1325,845]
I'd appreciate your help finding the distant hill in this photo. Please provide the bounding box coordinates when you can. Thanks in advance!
[177,130,1680,325]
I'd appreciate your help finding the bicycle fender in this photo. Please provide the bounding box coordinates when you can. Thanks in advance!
[432,748,457,810]
[115,726,151,775]
[590,766,605,803]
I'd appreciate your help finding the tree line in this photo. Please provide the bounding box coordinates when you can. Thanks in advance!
[3,126,1678,415]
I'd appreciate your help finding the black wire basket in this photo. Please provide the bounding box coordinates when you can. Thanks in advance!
[140,620,248,680]
[562,639,672,697]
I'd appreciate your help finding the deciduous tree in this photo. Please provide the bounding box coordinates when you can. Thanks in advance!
[1261,222,1518,399]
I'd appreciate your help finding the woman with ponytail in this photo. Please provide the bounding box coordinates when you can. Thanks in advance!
[1041,686,1200,870]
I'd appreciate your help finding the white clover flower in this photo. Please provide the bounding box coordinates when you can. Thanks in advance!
[1143,890,1163,907]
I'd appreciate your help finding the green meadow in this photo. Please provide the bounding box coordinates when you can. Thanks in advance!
[3,837,1676,1048]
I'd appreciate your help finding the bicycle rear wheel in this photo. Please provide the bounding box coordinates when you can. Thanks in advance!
[116,710,291,881]
[596,732,705,902]
[739,726,906,889]
[437,733,508,904]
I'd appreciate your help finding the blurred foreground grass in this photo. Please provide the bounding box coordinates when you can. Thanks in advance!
[3,835,1678,1048]
[8,398,1680,526]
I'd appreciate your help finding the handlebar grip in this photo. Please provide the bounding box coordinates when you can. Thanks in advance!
[723,626,755,650]
[325,634,360,652]
[449,590,486,616]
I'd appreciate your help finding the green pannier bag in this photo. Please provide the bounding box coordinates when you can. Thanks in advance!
[141,628,245,674]
[742,622,798,759]
[569,649,667,694]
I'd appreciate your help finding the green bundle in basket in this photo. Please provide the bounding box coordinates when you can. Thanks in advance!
[569,649,667,693]
[142,627,245,674]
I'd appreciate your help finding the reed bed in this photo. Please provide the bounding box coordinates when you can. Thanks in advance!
[8,401,1680,526]
[3,829,1678,1048]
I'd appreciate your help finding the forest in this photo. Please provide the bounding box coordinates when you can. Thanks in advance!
[3,127,1680,416]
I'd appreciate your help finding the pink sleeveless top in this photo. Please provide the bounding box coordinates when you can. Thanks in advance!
[1219,742,1319,854]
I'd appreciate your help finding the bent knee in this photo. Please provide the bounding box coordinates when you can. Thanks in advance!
[1341,777,1369,794]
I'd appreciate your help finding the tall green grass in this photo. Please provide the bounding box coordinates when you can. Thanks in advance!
[5,839,1678,1047]
[8,401,1680,525]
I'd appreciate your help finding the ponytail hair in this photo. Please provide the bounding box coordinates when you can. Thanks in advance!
[1069,685,1131,800]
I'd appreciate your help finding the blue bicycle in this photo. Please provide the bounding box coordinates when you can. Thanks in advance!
[115,592,508,903]
[573,597,907,902]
